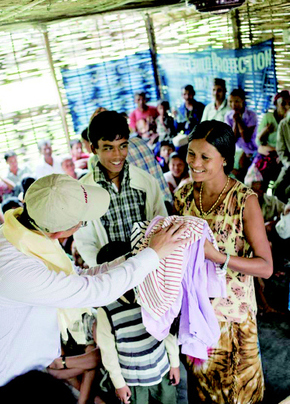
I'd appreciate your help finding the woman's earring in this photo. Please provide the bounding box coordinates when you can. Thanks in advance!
[223,162,227,166]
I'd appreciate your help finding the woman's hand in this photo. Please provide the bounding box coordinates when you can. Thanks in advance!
[149,223,190,260]
[204,239,226,265]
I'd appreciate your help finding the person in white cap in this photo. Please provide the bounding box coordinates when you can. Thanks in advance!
[0,174,188,387]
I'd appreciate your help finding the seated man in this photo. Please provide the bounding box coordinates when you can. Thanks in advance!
[4,151,32,187]
[74,111,168,267]
[34,139,64,179]
[173,84,205,135]
[61,155,87,180]
[129,91,158,132]
[201,78,230,122]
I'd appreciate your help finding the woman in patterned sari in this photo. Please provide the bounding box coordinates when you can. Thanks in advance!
[174,120,273,404]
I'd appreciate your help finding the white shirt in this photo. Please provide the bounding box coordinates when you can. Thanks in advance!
[0,230,159,386]
[201,99,230,122]
[6,166,32,185]
[34,156,64,179]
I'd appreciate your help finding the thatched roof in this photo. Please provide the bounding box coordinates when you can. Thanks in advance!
[0,0,183,27]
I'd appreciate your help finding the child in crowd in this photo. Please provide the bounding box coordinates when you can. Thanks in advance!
[164,152,190,195]
[135,118,159,150]
[95,242,180,404]
[129,91,158,132]
[155,140,175,173]
[156,100,176,141]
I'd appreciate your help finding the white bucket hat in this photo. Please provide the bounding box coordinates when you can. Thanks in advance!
[25,174,110,233]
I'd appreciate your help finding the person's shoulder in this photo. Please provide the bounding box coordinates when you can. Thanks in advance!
[224,109,233,119]
[279,115,290,129]
[193,99,205,108]
[204,101,214,109]
[129,163,158,182]
[233,179,256,199]
[79,171,94,184]
[174,181,193,200]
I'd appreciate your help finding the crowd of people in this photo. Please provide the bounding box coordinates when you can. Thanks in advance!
[0,78,290,404]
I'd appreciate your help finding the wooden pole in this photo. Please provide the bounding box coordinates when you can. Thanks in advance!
[145,13,161,99]
[231,9,242,49]
[42,27,71,152]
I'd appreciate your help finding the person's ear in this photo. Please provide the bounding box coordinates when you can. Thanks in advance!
[90,144,98,155]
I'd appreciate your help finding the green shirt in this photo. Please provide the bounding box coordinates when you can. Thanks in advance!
[256,112,278,148]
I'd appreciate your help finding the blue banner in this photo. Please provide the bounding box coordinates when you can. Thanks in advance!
[62,50,158,135]
[157,40,277,116]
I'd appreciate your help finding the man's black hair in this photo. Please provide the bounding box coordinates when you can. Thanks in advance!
[182,84,195,96]
[1,197,22,214]
[230,88,246,100]
[81,128,89,141]
[88,111,130,148]
[97,241,131,264]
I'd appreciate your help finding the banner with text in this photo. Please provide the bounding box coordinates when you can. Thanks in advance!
[157,39,277,116]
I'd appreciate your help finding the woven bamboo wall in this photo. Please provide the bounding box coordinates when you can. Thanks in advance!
[0,1,289,173]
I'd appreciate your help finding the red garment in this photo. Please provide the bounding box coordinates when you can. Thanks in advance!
[129,106,158,130]
[72,153,90,162]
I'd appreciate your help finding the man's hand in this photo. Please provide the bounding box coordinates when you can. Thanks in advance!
[116,385,131,404]
[169,367,180,386]
[149,223,190,260]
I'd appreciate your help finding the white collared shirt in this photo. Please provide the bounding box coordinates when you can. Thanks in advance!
[201,99,231,122]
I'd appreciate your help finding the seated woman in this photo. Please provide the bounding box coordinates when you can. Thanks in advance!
[224,88,258,181]
[245,90,290,191]
[164,152,190,195]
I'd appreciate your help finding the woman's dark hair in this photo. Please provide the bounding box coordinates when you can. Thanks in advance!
[188,120,235,175]
[88,111,130,148]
